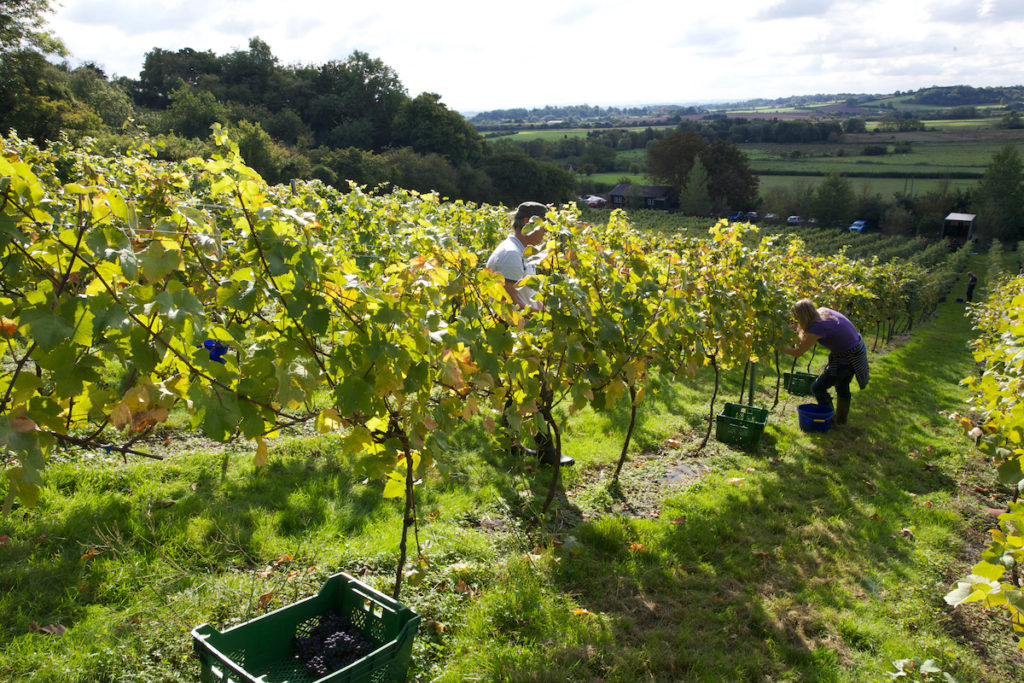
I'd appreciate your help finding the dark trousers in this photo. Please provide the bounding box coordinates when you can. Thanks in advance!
[966,285,975,302]
[812,363,855,409]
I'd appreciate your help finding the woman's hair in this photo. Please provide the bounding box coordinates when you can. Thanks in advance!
[791,298,823,331]
[512,201,549,231]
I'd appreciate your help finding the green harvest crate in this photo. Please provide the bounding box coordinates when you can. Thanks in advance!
[783,371,816,396]
[715,402,769,448]
[192,572,420,683]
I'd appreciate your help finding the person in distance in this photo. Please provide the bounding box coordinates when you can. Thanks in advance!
[485,201,550,313]
[965,271,978,303]
[485,201,573,467]
[782,299,870,426]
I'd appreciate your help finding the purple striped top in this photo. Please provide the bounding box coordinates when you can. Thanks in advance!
[808,309,861,355]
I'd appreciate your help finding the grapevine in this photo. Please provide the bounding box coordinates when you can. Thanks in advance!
[0,130,969,597]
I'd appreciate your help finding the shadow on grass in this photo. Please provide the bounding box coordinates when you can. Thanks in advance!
[0,439,392,633]
[522,300,978,679]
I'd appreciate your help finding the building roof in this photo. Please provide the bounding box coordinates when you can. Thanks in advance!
[944,212,977,222]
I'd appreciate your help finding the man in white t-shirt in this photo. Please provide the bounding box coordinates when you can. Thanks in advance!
[485,201,573,467]
[485,201,549,312]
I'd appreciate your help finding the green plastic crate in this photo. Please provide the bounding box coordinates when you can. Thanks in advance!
[783,371,816,396]
[715,402,769,448]
[192,572,420,683]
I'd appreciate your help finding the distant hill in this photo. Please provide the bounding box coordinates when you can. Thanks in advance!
[467,104,702,130]
[468,85,1024,130]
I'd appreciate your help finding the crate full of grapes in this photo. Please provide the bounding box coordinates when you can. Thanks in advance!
[192,572,420,682]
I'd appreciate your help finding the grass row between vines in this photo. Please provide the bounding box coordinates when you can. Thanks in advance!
[0,258,1020,681]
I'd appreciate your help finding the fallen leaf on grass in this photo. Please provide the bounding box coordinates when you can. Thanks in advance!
[869,513,883,521]
[900,528,915,538]
[80,547,101,562]
[571,608,591,616]
[751,550,771,559]
[745,467,756,474]
[769,457,783,465]
[908,450,919,458]
[425,620,445,633]
[0,535,8,546]
[727,477,745,486]
[29,622,66,636]
[258,592,274,609]
[973,485,989,494]
[630,543,647,552]
[666,438,682,449]
[862,479,876,489]
[671,516,687,525]
[924,500,933,507]
[984,507,1007,517]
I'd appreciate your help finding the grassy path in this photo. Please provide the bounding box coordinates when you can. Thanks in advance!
[1,261,1021,682]
[435,261,1021,681]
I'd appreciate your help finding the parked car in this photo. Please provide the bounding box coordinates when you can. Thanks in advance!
[849,220,867,233]
[786,215,804,225]
[764,213,778,223]
[727,211,745,221]
[745,211,760,222]
[581,195,607,208]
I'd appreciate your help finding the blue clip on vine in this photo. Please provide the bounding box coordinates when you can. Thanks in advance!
[201,340,229,364]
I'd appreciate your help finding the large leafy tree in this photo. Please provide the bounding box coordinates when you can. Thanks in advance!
[646,131,706,195]
[391,92,482,166]
[135,47,221,108]
[678,155,712,216]
[703,139,758,212]
[647,131,758,212]
[813,173,854,227]
[975,144,1024,241]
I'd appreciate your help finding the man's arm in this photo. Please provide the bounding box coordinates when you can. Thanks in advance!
[502,279,524,307]
[502,278,547,312]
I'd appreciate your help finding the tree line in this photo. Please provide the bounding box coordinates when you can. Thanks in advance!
[0,6,576,207]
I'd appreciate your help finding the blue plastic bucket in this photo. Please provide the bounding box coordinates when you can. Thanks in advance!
[797,403,834,433]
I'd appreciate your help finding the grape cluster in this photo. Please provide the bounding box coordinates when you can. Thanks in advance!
[292,611,373,678]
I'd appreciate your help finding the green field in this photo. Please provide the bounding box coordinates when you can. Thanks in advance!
[491,125,673,143]
[756,174,977,198]
[493,115,1024,205]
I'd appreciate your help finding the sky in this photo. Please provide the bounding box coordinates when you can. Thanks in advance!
[48,0,1024,114]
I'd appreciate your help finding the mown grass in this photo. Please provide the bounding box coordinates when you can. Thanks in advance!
[1,260,1020,681]
[757,175,978,198]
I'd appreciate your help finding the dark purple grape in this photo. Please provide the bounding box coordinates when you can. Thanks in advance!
[293,610,375,678]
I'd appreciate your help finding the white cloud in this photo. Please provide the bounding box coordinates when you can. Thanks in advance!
[757,0,840,20]
[47,0,1024,111]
